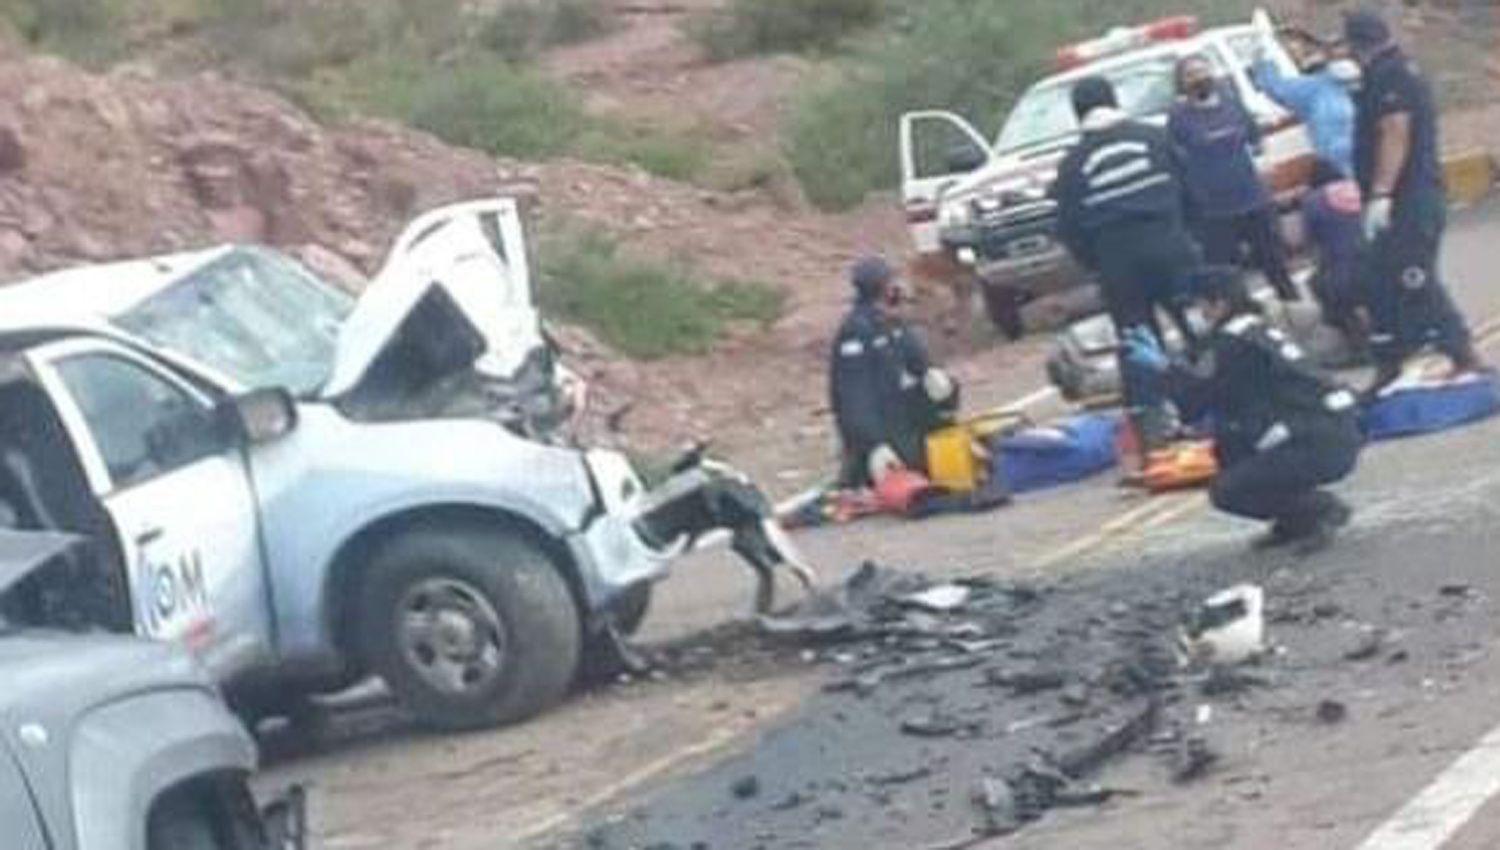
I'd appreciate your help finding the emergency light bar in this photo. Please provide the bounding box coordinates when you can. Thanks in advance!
[1055,16,1198,70]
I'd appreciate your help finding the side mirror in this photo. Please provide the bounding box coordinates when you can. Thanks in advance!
[225,388,299,445]
[946,143,988,175]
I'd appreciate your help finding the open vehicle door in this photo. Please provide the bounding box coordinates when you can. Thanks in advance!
[323,199,544,398]
[26,339,274,677]
[899,111,996,255]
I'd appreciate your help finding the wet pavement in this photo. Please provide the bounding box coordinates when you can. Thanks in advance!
[558,401,1500,850]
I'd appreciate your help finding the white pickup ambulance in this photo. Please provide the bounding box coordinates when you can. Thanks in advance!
[900,16,1315,337]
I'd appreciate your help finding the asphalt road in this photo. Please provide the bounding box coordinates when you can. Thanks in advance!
[261,202,1500,850]
[552,201,1500,850]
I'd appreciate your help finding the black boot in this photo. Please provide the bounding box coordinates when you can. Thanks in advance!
[1294,493,1353,556]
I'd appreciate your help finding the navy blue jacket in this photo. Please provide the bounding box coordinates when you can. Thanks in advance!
[1169,312,1359,465]
[1355,47,1443,203]
[1050,112,1189,271]
[1168,86,1269,218]
[829,302,940,477]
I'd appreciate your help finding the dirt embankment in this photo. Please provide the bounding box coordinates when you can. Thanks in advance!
[0,35,910,460]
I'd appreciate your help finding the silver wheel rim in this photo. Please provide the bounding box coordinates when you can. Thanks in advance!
[396,577,507,697]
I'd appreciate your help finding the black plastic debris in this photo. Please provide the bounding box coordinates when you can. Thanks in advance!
[1344,628,1386,661]
[731,776,761,800]
[865,766,933,787]
[900,713,969,739]
[1316,699,1349,724]
[1170,736,1218,784]
[1199,664,1268,698]
[1058,699,1161,778]
[981,666,1067,695]
[770,791,809,811]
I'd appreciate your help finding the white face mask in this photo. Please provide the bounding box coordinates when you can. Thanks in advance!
[1328,59,1362,87]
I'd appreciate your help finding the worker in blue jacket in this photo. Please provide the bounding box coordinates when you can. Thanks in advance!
[1169,55,1299,302]
[1123,266,1363,553]
[1251,32,1358,177]
[829,257,958,487]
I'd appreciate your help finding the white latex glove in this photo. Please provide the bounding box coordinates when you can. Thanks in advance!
[923,368,956,403]
[1364,196,1394,241]
[867,444,903,483]
[1252,8,1275,39]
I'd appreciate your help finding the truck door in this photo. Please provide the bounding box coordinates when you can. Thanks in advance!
[899,111,995,255]
[27,340,273,679]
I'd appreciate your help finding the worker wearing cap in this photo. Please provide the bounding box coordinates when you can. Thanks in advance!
[1122,266,1363,553]
[1345,8,1483,394]
[829,257,959,487]
[1050,75,1198,447]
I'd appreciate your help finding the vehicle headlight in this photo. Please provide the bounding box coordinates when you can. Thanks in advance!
[938,202,972,229]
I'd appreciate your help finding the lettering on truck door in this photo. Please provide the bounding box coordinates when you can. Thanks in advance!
[27,339,275,679]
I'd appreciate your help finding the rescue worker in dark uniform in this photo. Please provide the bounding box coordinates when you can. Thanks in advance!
[1051,76,1199,445]
[830,257,958,487]
[1123,267,1363,553]
[1345,9,1483,395]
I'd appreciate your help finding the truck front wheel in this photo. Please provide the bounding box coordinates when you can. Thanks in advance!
[981,284,1027,340]
[355,525,581,731]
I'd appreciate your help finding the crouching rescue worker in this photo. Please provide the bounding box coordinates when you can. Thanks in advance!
[830,257,959,487]
[1051,75,1198,447]
[1123,267,1363,553]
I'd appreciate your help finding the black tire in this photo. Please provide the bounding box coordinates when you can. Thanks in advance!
[148,798,219,850]
[981,284,1026,340]
[355,525,581,731]
[148,782,257,850]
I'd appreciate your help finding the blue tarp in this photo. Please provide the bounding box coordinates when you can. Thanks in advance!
[994,413,1122,494]
[1362,372,1500,441]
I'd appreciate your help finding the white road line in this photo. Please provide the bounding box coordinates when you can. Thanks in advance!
[1356,721,1500,850]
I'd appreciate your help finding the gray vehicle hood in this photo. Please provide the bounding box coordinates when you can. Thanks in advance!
[0,631,211,722]
[0,530,213,735]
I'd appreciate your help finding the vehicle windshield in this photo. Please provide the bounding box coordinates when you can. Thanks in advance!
[114,248,355,395]
[996,54,1182,153]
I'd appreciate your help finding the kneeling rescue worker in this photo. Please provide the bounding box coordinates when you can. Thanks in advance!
[1122,267,1364,553]
[830,257,958,487]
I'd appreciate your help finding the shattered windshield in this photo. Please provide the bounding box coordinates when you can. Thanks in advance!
[114,248,354,395]
[996,55,1181,153]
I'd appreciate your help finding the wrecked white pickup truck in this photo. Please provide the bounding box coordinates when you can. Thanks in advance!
[0,198,807,731]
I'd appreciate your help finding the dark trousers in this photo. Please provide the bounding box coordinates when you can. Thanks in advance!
[1198,207,1298,300]
[1210,422,1361,531]
[1363,193,1474,370]
[1093,219,1199,429]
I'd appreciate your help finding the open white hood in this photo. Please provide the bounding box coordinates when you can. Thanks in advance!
[322,198,545,399]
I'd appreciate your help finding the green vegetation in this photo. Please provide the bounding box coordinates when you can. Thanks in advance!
[689,0,885,61]
[0,0,126,65]
[787,0,1253,209]
[480,0,615,63]
[536,225,785,359]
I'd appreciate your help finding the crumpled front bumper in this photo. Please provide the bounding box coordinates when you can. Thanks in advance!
[566,451,673,616]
